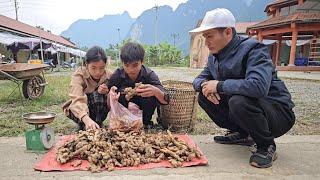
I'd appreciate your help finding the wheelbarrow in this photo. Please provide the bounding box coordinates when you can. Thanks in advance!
[0,63,49,100]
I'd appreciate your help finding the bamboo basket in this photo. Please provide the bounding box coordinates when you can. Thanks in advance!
[159,80,198,133]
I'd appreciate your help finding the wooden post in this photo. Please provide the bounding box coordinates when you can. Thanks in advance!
[275,36,282,66]
[57,51,60,71]
[298,0,304,5]
[275,9,280,17]
[38,29,44,63]
[289,28,298,66]
[301,44,305,56]
[257,31,263,42]
[54,41,60,72]
[312,32,318,55]
[272,43,277,64]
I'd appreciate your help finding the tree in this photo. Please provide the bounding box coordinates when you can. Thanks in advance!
[80,46,89,52]
[105,44,117,60]
[144,42,183,66]
[145,45,159,66]
[106,40,184,67]
[105,39,134,61]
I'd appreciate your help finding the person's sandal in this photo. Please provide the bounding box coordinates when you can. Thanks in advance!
[250,144,278,168]
[214,131,255,146]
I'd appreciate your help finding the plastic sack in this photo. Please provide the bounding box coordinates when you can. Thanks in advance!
[107,90,143,132]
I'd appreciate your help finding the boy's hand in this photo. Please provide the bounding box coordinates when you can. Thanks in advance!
[98,84,109,95]
[136,84,161,97]
[109,86,120,101]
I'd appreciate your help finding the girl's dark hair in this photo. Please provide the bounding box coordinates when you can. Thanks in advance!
[120,42,145,64]
[85,46,107,64]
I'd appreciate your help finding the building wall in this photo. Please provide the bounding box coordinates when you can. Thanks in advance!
[190,33,248,68]
[65,53,70,60]
[190,34,209,68]
[279,43,309,65]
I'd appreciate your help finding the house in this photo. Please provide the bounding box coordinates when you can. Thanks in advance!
[0,15,85,63]
[247,0,320,71]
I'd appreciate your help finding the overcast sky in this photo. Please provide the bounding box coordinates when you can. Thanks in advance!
[1,0,188,34]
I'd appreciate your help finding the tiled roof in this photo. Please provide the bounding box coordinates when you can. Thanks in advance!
[0,15,76,47]
[247,12,320,30]
[265,0,297,12]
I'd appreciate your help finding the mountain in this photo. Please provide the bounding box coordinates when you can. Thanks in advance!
[61,0,274,53]
[126,0,274,54]
[60,11,135,48]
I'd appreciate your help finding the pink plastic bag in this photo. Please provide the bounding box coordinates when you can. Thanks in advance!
[107,91,143,132]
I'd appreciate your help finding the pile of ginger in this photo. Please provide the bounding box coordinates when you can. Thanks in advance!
[56,129,202,172]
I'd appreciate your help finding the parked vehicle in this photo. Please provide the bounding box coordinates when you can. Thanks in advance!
[44,59,56,72]
[62,57,77,70]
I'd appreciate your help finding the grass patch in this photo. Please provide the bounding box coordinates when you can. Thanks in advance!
[0,74,75,136]
[0,68,208,137]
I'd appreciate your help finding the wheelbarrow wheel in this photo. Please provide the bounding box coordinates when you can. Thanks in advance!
[22,75,46,99]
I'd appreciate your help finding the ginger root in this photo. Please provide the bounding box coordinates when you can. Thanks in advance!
[124,82,145,101]
[56,129,202,172]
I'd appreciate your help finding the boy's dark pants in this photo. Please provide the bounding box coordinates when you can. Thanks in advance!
[67,91,109,130]
[198,93,295,148]
[118,95,158,126]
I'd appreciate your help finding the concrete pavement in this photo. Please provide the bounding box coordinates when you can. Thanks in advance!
[0,135,320,180]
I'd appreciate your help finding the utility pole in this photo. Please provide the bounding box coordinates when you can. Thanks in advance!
[37,27,44,63]
[153,5,160,66]
[153,5,159,46]
[171,33,179,47]
[54,39,60,72]
[14,0,19,21]
[117,28,121,67]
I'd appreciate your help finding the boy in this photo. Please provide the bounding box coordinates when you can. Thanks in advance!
[107,42,169,128]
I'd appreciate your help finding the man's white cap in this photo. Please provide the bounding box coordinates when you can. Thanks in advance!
[189,8,236,34]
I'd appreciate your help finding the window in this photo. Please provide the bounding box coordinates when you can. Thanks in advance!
[290,5,298,13]
[280,6,289,15]
[280,4,299,16]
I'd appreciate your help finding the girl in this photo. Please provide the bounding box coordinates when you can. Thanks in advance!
[62,46,112,130]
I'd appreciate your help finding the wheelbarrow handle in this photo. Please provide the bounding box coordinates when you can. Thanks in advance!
[0,69,20,82]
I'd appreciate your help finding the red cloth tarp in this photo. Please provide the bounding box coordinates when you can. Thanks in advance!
[34,134,208,172]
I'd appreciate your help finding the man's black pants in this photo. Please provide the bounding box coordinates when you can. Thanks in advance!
[198,93,295,148]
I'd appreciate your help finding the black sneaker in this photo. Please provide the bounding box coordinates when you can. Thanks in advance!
[214,131,255,146]
[250,144,278,168]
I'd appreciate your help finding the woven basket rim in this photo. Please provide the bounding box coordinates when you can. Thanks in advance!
[162,80,194,92]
